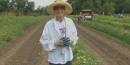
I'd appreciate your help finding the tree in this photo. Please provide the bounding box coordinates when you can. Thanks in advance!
[0,0,10,14]
[14,0,29,15]
[92,0,102,13]
[72,0,85,14]
[123,0,130,13]
[102,2,115,15]
[9,0,15,12]
[26,1,35,15]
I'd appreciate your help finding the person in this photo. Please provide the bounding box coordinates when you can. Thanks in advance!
[118,13,121,18]
[114,14,117,17]
[121,13,124,18]
[77,15,84,23]
[91,11,94,21]
[39,0,78,65]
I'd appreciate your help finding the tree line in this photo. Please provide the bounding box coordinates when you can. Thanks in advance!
[0,0,47,16]
[67,0,130,15]
[1,0,130,15]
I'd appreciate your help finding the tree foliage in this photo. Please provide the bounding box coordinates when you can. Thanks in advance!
[0,0,130,15]
[102,2,115,15]
[0,0,47,16]
[67,0,130,15]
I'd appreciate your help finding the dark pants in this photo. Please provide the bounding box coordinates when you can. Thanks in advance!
[49,61,72,65]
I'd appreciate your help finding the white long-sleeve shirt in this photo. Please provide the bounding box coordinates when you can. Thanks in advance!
[39,17,78,64]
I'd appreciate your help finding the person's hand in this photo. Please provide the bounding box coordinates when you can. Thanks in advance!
[70,37,74,45]
[60,37,74,46]
[60,37,70,46]
[54,40,64,46]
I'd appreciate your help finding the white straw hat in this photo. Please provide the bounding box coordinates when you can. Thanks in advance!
[47,0,72,15]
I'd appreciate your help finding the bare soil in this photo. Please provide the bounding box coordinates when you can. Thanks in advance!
[76,24,130,65]
[0,18,130,65]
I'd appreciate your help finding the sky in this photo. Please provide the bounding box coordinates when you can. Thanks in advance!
[28,0,67,9]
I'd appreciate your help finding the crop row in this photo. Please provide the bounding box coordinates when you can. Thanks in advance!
[0,16,48,47]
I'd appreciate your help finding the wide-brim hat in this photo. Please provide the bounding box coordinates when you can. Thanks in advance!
[47,0,72,15]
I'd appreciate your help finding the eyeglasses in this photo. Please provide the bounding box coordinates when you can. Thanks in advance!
[53,6,65,10]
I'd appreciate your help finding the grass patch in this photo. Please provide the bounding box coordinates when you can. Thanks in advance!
[0,15,50,48]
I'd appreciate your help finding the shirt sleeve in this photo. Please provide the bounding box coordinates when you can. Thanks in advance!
[70,19,79,46]
[39,23,56,51]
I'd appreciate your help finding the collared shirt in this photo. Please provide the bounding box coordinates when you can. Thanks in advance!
[39,17,78,64]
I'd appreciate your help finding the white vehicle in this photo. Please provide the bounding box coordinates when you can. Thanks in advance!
[84,14,98,20]
[84,16,92,20]
[82,9,92,20]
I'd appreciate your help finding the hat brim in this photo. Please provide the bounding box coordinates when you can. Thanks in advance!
[47,1,72,15]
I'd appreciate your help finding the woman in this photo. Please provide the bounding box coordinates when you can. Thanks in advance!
[39,0,78,65]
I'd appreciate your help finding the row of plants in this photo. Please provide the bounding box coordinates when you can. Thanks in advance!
[94,18,130,29]
[67,15,130,45]
[0,16,49,48]
[95,16,130,23]
[72,42,102,65]
[65,15,103,65]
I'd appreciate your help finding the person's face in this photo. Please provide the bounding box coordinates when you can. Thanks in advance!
[53,5,66,17]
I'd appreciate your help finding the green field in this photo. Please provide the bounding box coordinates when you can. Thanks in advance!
[1,15,130,65]
[0,16,102,65]
[2,15,130,65]
[67,15,130,48]
[0,16,49,47]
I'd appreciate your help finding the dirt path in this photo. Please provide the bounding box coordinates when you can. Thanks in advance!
[76,24,130,65]
[0,18,130,65]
